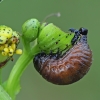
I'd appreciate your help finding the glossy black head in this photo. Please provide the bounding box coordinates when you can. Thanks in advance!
[79,28,88,35]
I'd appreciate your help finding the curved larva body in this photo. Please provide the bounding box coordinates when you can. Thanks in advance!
[34,35,92,85]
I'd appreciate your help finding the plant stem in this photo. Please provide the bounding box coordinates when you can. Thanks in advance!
[5,45,40,99]
[21,36,31,52]
[0,85,12,100]
[0,69,2,84]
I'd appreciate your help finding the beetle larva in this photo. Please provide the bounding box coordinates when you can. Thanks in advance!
[33,28,92,85]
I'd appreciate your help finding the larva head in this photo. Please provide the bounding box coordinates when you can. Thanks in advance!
[37,23,75,54]
[0,25,13,44]
[79,28,88,35]
[22,19,40,42]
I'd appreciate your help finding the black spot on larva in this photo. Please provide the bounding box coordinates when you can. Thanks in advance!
[3,29,5,31]
[56,42,58,44]
[59,34,61,36]
[66,36,68,38]
[33,21,34,22]
[66,44,68,47]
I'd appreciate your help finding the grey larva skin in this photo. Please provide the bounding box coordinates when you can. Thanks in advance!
[33,28,92,85]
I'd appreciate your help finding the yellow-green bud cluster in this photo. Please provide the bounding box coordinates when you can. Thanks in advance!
[0,25,22,57]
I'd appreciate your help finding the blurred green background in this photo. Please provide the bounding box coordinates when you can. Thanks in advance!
[0,0,99,100]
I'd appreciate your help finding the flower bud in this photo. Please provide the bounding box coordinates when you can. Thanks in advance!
[0,25,13,44]
[22,19,40,42]
[0,25,22,68]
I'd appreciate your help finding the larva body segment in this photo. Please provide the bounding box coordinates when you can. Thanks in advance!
[33,28,92,85]
[38,23,75,54]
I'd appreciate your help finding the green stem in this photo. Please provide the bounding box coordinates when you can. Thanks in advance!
[21,36,31,51]
[5,45,40,99]
[0,85,12,100]
[0,69,2,84]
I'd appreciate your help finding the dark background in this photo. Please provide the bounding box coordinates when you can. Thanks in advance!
[0,0,99,100]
